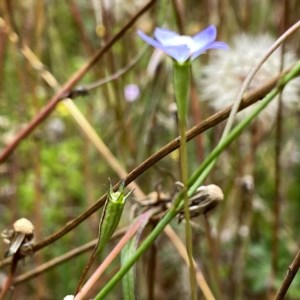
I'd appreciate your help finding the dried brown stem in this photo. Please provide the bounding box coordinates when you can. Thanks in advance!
[0,254,19,300]
[13,227,127,286]
[75,210,154,300]
[164,225,215,300]
[271,1,289,297]
[274,248,300,300]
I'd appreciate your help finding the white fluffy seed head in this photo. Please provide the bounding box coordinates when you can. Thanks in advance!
[102,0,147,21]
[199,34,300,123]
[63,296,75,300]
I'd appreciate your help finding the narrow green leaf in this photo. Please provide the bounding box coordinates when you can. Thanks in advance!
[121,239,136,300]
[120,207,152,300]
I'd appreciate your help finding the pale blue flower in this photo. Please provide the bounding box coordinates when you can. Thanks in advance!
[137,25,228,64]
[124,84,140,102]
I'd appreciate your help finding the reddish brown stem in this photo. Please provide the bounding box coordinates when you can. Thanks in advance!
[275,249,300,300]
[0,254,19,300]
[75,210,153,300]
[271,0,289,291]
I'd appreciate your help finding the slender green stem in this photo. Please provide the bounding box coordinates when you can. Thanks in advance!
[94,208,177,299]
[178,117,197,299]
[174,61,197,299]
[94,61,300,299]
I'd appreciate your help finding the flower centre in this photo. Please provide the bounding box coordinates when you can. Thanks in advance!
[164,36,196,51]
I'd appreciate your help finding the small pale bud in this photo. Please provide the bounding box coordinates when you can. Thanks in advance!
[178,184,224,222]
[13,218,34,235]
[202,184,224,204]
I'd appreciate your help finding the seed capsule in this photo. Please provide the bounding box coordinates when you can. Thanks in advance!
[96,181,132,254]
[1,218,35,257]
[178,184,224,222]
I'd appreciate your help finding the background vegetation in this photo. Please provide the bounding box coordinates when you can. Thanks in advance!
[0,0,300,299]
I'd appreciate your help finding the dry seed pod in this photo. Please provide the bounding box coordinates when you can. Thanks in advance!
[2,218,34,257]
[13,218,34,234]
[178,184,224,222]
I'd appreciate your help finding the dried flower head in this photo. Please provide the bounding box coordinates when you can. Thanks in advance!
[178,184,224,222]
[2,218,35,257]
[13,218,34,234]
[199,34,300,122]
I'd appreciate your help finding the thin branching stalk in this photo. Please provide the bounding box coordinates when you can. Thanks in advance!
[271,1,289,296]
[13,228,127,286]
[275,248,300,300]
[179,116,197,299]
[0,254,19,300]
[221,19,300,139]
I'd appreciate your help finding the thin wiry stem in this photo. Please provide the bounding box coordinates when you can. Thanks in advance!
[13,228,127,286]
[0,254,19,300]
[221,19,300,140]
[65,47,147,99]
[164,225,215,300]
[173,59,196,299]
[77,210,154,300]
[179,118,197,300]
[275,248,300,300]
[271,1,289,296]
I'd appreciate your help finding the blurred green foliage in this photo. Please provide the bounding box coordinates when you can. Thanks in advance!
[0,0,300,299]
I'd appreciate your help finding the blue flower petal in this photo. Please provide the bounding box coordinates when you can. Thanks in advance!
[137,30,165,49]
[190,41,229,60]
[192,25,217,50]
[206,41,229,50]
[138,30,190,63]
[161,45,191,63]
[138,26,228,63]
[154,28,180,46]
[190,48,207,60]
